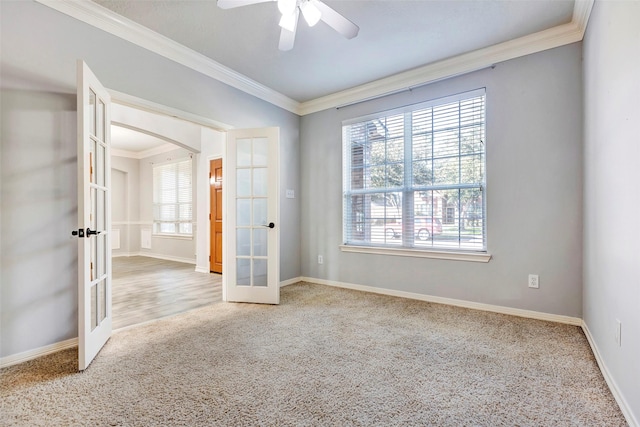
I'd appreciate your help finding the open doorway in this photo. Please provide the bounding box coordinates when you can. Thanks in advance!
[110,101,224,330]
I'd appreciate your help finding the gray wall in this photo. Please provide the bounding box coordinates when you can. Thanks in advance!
[583,1,640,422]
[301,43,583,317]
[1,89,79,357]
[111,155,141,256]
[0,0,300,358]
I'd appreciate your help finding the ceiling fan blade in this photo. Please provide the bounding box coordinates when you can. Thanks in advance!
[217,0,274,10]
[313,0,359,39]
[279,28,296,51]
[278,8,299,51]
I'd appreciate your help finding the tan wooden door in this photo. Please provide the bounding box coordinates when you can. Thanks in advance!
[210,158,223,273]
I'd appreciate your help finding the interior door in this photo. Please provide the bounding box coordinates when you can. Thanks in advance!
[210,158,223,273]
[223,128,279,304]
[76,61,112,371]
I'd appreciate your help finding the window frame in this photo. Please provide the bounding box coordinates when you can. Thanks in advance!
[341,88,490,261]
[152,156,194,238]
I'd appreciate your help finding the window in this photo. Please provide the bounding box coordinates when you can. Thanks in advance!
[343,89,486,252]
[153,158,193,236]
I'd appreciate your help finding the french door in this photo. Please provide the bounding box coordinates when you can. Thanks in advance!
[76,61,112,370]
[223,128,280,304]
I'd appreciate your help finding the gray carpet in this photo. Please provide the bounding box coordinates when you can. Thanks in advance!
[0,283,626,426]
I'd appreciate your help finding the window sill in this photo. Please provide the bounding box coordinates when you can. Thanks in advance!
[339,245,491,263]
[152,234,193,241]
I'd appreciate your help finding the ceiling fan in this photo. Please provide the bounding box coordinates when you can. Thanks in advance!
[217,0,359,51]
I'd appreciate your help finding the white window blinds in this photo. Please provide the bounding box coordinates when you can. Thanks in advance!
[343,89,486,251]
[153,158,193,235]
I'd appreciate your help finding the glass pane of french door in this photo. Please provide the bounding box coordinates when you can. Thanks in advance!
[236,137,269,287]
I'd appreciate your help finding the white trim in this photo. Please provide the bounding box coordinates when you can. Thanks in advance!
[299,21,585,115]
[112,142,178,160]
[300,276,582,326]
[113,251,196,264]
[35,0,592,116]
[138,143,179,159]
[194,266,210,274]
[581,322,639,427]
[151,233,193,241]
[112,221,152,226]
[280,276,303,287]
[0,338,78,369]
[572,0,595,39]
[110,90,233,131]
[34,0,299,115]
[137,253,196,264]
[112,251,138,257]
[340,245,492,263]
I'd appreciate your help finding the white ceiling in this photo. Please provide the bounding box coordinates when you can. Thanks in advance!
[111,126,169,153]
[91,0,576,103]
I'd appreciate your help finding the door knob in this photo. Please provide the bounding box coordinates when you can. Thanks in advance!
[263,222,275,229]
[86,228,101,236]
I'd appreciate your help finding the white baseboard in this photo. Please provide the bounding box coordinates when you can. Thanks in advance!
[0,338,78,369]
[280,276,303,287]
[194,266,210,273]
[112,251,196,265]
[300,276,583,326]
[581,322,638,427]
[112,251,137,258]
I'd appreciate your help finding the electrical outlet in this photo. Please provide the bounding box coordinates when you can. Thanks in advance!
[528,274,539,289]
[318,255,323,264]
[615,320,622,347]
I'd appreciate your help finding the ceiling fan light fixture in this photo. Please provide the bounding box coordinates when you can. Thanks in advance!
[217,0,359,50]
[279,10,298,32]
[300,0,321,27]
[277,0,297,16]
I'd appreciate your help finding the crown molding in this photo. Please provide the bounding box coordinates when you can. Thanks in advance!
[34,0,300,115]
[110,89,233,131]
[37,0,593,117]
[299,18,588,115]
[573,0,596,38]
[111,142,178,160]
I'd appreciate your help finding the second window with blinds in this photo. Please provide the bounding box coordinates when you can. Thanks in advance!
[153,157,193,236]
[342,89,486,252]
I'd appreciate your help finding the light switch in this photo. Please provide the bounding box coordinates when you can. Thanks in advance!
[286,189,295,199]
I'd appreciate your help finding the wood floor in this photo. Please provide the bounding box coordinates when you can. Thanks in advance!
[112,256,221,330]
